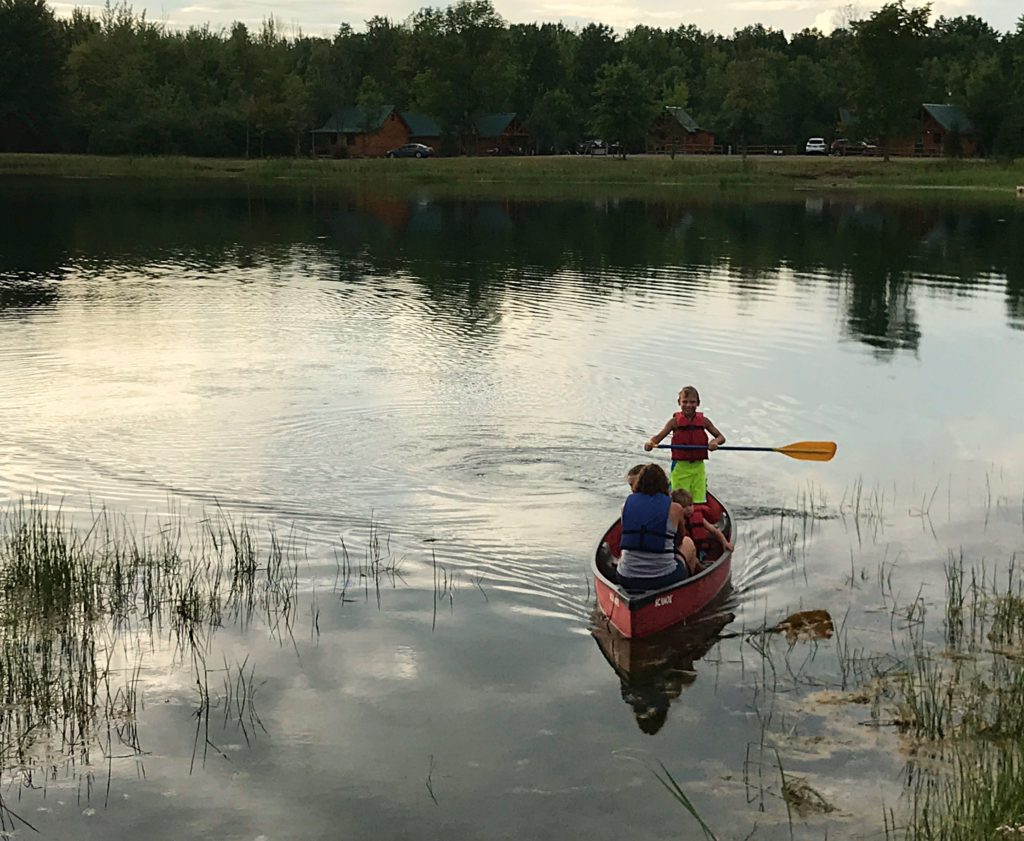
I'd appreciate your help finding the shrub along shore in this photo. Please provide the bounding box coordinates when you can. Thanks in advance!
[1,153,1022,198]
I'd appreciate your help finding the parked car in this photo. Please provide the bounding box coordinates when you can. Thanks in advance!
[830,139,877,157]
[805,137,828,155]
[386,143,433,158]
[578,139,608,156]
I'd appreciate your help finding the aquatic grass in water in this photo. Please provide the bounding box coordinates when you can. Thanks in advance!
[670,481,1024,841]
[872,556,1024,840]
[652,761,720,841]
[0,498,400,821]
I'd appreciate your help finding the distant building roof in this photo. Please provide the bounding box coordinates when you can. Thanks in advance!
[922,103,974,133]
[474,113,517,138]
[663,106,703,133]
[401,111,442,137]
[312,105,396,134]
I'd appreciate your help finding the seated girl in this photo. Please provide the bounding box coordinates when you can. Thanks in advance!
[615,463,694,589]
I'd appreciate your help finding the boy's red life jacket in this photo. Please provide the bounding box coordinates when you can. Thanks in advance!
[683,509,709,545]
[699,497,724,525]
[674,508,710,554]
[670,411,708,462]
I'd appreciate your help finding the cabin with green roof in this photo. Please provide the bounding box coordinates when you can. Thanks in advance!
[915,103,976,157]
[646,107,717,155]
[311,106,411,158]
[400,112,442,149]
[472,113,529,155]
[835,103,977,157]
[311,108,531,157]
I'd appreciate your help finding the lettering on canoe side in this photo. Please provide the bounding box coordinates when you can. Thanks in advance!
[655,595,673,607]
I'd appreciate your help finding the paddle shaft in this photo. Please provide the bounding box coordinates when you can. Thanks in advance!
[652,440,837,462]
[655,444,773,452]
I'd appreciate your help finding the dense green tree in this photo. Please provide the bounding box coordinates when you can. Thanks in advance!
[731,23,787,56]
[507,22,572,116]
[716,51,782,151]
[408,0,516,148]
[591,60,656,156]
[660,71,690,109]
[2,0,1018,159]
[572,23,618,113]
[850,1,931,159]
[775,55,837,143]
[357,75,389,134]
[0,0,67,149]
[527,88,576,153]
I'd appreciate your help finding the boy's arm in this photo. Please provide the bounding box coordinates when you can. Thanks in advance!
[644,417,676,451]
[704,416,726,452]
[706,522,734,552]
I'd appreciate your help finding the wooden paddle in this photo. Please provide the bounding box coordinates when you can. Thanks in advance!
[654,440,837,462]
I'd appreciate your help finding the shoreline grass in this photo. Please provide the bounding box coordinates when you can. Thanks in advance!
[1,152,1022,200]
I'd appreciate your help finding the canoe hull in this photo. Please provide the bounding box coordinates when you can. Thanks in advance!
[593,492,733,639]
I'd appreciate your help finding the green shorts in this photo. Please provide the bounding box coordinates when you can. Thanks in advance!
[670,460,707,503]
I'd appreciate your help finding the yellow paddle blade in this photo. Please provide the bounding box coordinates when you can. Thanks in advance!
[775,441,837,462]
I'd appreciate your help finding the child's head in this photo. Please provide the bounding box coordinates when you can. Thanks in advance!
[633,463,670,496]
[671,488,695,514]
[625,464,646,491]
[677,385,700,414]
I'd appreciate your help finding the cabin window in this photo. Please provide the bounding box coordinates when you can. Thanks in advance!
[935,133,943,145]
[346,134,355,146]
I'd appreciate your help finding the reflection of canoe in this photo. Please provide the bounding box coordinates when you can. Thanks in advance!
[591,607,735,734]
[593,491,734,638]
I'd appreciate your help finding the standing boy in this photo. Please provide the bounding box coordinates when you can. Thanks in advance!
[643,385,725,503]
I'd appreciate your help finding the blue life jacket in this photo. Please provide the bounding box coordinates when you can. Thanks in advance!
[620,493,675,554]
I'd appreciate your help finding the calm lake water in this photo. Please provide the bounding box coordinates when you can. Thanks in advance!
[1,176,1023,839]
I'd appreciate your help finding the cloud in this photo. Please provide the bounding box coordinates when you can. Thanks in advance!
[50,0,1020,39]
[730,0,819,12]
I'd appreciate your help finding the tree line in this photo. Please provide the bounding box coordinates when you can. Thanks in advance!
[2,0,1023,157]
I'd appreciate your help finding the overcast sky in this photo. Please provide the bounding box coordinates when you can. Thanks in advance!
[51,0,1020,40]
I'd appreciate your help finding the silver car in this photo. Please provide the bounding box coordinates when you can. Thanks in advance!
[386,143,433,158]
[805,137,828,155]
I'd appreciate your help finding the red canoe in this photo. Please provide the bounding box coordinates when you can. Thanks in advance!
[593,492,734,639]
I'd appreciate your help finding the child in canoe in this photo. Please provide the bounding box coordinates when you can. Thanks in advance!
[671,489,733,564]
[625,463,646,491]
[644,385,725,504]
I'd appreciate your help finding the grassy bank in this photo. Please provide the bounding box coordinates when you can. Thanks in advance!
[1,152,1022,197]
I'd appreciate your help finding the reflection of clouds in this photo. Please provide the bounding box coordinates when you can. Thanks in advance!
[371,644,420,681]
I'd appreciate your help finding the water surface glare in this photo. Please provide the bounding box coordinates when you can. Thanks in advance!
[1,180,1023,839]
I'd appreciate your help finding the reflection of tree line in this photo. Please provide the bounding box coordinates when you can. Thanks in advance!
[2,181,1022,341]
